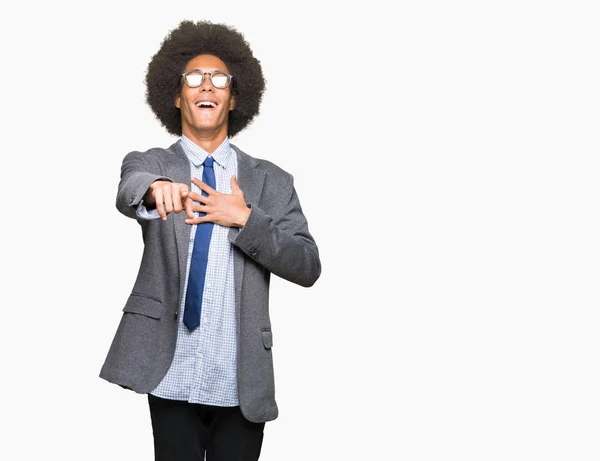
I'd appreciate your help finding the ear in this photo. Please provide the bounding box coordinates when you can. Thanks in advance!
[229,94,236,111]
[175,92,181,109]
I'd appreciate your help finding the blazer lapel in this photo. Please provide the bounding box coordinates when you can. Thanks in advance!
[167,141,194,298]
[229,144,266,307]
[233,144,265,213]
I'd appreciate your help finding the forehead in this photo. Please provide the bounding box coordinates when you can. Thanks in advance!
[184,54,229,72]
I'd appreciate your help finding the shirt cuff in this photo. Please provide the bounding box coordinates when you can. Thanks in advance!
[136,203,161,220]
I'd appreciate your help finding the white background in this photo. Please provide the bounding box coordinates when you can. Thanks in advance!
[1,1,599,460]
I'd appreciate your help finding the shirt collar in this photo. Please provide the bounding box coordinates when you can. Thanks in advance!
[179,134,232,168]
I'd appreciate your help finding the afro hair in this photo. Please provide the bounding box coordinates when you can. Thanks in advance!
[145,20,266,138]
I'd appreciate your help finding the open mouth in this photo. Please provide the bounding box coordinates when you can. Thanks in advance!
[195,100,218,109]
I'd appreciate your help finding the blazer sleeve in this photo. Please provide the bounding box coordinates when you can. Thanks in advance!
[115,150,172,220]
[231,174,321,288]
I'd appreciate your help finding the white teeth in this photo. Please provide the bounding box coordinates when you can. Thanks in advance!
[196,101,216,108]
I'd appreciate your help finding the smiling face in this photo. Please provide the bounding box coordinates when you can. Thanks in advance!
[175,54,236,148]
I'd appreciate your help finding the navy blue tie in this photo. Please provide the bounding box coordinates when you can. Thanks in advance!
[184,156,216,331]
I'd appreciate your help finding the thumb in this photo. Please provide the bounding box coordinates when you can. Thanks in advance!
[230,176,242,193]
[180,184,190,197]
[183,194,194,219]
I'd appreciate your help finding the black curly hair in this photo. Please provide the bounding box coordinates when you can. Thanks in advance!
[145,20,266,138]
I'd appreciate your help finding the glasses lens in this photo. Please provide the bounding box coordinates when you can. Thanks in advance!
[184,72,203,87]
[211,73,230,88]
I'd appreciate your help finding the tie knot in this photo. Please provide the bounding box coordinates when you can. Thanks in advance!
[203,156,214,168]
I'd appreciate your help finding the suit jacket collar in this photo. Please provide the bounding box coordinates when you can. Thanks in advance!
[230,143,265,213]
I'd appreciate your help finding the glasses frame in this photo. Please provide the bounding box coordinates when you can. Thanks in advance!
[180,69,233,89]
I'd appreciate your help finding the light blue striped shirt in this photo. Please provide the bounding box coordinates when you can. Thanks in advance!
[148,135,239,406]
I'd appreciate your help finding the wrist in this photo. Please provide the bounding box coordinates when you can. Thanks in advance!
[236,205,251,227]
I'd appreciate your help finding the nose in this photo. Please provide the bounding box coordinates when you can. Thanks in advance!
[199,72,214,91]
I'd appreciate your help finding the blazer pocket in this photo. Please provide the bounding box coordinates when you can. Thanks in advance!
[122,293,164,319]
[261,329,273,349]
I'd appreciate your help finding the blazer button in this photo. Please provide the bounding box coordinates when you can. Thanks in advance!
[174,310,178,319]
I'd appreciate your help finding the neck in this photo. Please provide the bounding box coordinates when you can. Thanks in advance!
[182,128,228,153]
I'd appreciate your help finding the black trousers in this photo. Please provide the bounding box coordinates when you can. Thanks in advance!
[148,394,265,461]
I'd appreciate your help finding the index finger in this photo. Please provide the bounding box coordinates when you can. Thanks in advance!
[191,177,217,195]
[173,183,190,213]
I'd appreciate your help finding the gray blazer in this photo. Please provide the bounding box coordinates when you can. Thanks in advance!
[99,141,321,423]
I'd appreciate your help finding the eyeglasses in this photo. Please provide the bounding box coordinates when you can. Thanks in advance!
[181,69,233,89]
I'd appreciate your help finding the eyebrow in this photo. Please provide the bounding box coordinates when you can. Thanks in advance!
[186,68,228,73]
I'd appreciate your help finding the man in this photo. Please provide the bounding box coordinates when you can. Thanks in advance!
[100,20,321,461]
